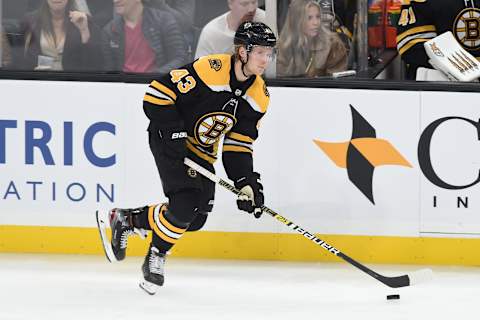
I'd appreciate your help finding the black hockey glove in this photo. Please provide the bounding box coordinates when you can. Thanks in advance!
[158,124,187,167]
[234,172,264,218]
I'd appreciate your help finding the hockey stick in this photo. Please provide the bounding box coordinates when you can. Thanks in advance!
[184,158,433,288]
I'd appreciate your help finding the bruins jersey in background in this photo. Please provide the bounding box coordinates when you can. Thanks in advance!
[143,54,269,180]
[396,0,480,79]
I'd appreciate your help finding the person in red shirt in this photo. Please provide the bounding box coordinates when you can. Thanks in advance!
[102,0,187,74]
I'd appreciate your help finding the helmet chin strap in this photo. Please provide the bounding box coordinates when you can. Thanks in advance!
[241,54,251,78]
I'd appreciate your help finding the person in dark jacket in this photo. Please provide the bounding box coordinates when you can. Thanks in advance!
[145,0,195,34]
[102,0,188,74]
[21,0,103,71]
[144,0,197,58]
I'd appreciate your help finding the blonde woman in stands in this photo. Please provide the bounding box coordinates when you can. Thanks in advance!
[277,0,347,77]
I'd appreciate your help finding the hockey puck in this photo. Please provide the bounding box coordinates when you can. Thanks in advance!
[386,294,400,300]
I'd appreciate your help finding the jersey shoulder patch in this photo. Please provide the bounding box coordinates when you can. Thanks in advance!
[193,54,231,89]
[244,76,270,114]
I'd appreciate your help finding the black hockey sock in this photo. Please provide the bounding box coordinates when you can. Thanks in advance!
[147,190,200,252]
[148,204,190,253]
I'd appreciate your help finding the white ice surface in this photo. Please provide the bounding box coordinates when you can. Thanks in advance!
[0,253,478,320]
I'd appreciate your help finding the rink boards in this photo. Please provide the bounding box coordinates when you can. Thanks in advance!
[0,80,479,265]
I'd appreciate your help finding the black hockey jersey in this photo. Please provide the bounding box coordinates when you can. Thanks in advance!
[143,54,269,180]
[396,0,480,78]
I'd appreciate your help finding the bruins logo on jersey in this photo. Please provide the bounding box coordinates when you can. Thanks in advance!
[208,58,222,71]
[454,8,480,51]
[187,168,197,178]
[194,112,237,147]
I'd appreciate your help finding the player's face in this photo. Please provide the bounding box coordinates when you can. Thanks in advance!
[303,4,321,38]
[245,46,275,76]
[113,0,140,16]
[229,0,258,24]
[47,0,68,12]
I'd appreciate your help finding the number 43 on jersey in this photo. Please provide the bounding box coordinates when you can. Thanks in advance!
[170,69,196,94]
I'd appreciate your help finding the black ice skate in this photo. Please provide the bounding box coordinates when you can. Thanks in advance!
[139,245,166,295]
[96,208,147,263]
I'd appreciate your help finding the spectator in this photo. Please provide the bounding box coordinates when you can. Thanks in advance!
[277,0,347,77]
[28,0,113,28]
[145,0,197,57]
[145,0,195,34]
[277,0,353,46]
[396,0,479,80]
[28,0,89,11]
[82,1,114,28]
[277,0,291,33]
[1,30,12,68]
[102,0,187,74]
[20,0,103,71]
[195,0,266,58]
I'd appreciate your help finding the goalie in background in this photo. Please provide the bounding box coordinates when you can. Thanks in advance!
[96,21,276,295]
[396,0,480,80]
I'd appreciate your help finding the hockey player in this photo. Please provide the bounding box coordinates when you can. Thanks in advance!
[396,0,480,79]
[96,21,277,295]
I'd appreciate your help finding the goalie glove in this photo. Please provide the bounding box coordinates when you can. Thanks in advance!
[424,31,480,82]
[234,172,264,218]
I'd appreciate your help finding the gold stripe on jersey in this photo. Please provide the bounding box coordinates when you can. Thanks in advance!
[226,132,254,143]
[224,132,253,153]
[223,145,253,154]
[187,136,220,154]
[193,54,232,92]
[146,85,175,102]
[150,80,177,102]
[223,138,252,150]
[396,25,436,43]
[397,25,437,55]
[399,38,430,55]
[186,140,217,164]
[144,94,174,106]
[244,78,269,113]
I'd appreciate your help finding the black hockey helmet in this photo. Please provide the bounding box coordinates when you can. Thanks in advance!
[234,21,277,53]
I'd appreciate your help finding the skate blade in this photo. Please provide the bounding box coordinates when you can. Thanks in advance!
[139,280,159,295]
[95,210,117,263]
